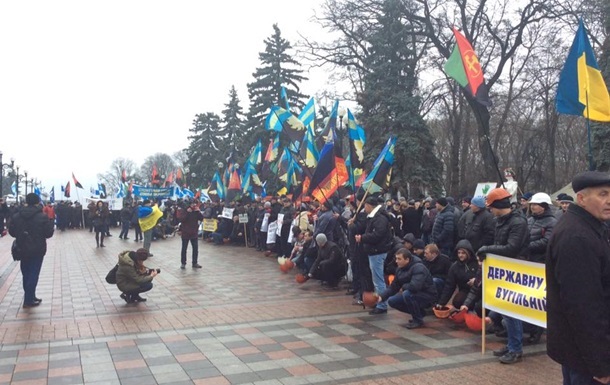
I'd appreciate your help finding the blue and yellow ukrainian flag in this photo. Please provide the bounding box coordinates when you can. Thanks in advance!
[298,97,316,131]
[362,136,396,194]
[557,19,610,122]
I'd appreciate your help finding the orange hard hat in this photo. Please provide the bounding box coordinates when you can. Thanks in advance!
[295,273,308,283]
[464,312,483,331]
[486,188,512,207]
[449,308,466,323]
[433,306,452,319]
[362,292,379,308]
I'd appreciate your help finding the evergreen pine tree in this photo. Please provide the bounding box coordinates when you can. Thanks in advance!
[185,112,224,186]
[246,24,308,151]
[357,0,442,196]
[221,85,246,159]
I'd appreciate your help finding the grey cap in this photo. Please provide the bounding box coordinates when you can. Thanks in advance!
[315,233,327,246]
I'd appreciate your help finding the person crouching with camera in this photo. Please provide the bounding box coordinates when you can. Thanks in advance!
[116,248,159,303]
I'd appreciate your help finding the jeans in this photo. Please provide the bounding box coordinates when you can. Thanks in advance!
[562,365,600,385]
[143,229,153,251]
[210,232,224,245]
[21,256,44,304]
[119,220,130,238]
[181,238,199,265]
[432,277,444,302]
[368,253,387,310]
[124,281,153,296]
[503,315,523,353]
[387,290,430,323]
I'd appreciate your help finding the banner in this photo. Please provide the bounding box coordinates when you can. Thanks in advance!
[238,214,249,224]
[483,254,547,328]
[132,185,172,199]
[202,218,217,232]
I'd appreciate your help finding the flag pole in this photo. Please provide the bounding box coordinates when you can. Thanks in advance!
[586,91,594,171]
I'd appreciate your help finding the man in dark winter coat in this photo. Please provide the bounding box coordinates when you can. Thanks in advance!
[546,171,610,385]
[458,196,495,252]
[177,200,204,269]
[378,248,437,329]
[8,193,55,308]
[422,243,452,301]
[355,196,394,315]
[477,188,529,365]
[430,197,454,257]
[436,239,478,309]
[308,234,346,288]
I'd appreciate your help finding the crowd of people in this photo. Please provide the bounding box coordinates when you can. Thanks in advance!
[3,170,609,384]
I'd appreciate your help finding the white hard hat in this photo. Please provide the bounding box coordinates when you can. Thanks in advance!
[529,192,552,205]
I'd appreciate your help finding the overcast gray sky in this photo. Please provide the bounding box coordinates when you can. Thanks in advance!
[0,0,337,197]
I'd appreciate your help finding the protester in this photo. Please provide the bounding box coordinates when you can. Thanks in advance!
[430,197,454,257]
[177,200,203,269]
[307,233,346,289]
[477,187,529,364]
[378,248,437,329]
[138,200,163,256]
[90,200,109,247]
[355,196,394,315]
[8,193,55,308]
[546,171,610,384]
[436,239,478,309]
[116,248,159,303]
[118,203,132,240]
[422,243,451,301]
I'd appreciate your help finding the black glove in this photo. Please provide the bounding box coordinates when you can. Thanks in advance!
[476,247,488,261]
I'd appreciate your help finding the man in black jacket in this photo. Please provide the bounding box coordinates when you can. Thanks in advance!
[546,172,610,385]
[308,234,346,288]
[477,188,529,365]
[355,196,394,315]
[378,248,437,329]
[8,193,54,308]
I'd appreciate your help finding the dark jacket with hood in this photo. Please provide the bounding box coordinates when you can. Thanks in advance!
[379,255,437,303]
[459,208,495,252]
[526,207,557,262]
[477,209,529,259]
[546,203,610,378]
[360,205,394,256]
[438,239,479,306]
[9,204,54,259]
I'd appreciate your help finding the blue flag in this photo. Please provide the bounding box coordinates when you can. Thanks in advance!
[557,19,610,122]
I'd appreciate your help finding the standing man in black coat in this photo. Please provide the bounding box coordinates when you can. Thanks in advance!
[546,171,610,385]
[9,193,55,308]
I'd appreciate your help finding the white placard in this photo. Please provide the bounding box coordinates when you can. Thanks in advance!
[276,214,284,236]
[221,207,234,219]
[238,214,249,224]
[267,222,277,244]
[261,213,270,232]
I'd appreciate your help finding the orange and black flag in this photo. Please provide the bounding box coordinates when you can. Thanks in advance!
[72,173,83,189]
[307,140,348,204]
[121,169,127,183]
[226,168,242,202]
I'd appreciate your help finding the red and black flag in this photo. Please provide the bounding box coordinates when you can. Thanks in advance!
[72,172,83,189]
[64,181,71,198]
[121,169,127,183]
[307,140,348,204]
[226,168,242,202]
[444,28,491,107]
[151,164,161,185]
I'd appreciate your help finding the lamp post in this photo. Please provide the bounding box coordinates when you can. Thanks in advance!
[24,171,28,195]
[0,151,15,197]
[191,172,197,191]
[14,166,26,204]
[338,106,347,155]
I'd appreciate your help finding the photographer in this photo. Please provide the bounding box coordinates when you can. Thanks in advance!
[116,248,159,303]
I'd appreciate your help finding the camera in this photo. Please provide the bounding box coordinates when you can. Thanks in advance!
[149,268,161,274]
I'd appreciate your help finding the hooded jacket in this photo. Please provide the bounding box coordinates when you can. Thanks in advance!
[379,255,437,303]
[116,250,154,293]
[431,205,454,250]
[438,239,479,306]
[9,204,54,259]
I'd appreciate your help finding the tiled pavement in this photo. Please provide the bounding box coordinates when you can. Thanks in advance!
[0,228,561,384]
